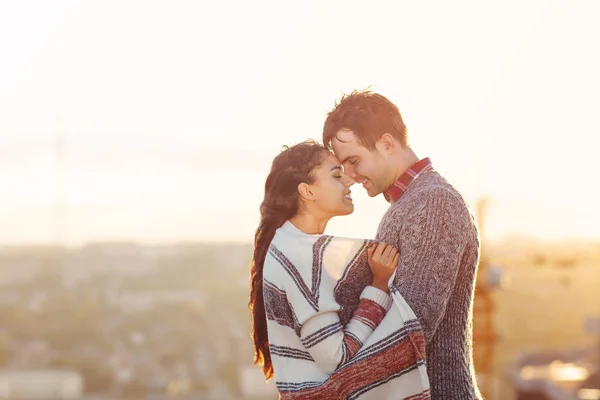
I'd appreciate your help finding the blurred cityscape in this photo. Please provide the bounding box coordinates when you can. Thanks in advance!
[0,237,598,399]
[0,242,277,399]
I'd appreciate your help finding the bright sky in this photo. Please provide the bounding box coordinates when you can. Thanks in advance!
[1,1,599,245]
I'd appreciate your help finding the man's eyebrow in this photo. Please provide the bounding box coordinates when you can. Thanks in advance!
[340,155,356,164]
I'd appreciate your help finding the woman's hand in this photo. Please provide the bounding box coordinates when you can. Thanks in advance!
[367,242,399,294]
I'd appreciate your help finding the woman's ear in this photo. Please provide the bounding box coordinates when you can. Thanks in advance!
[297,182,314,201]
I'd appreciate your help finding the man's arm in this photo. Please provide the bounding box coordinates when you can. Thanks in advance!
[391,189,471,343]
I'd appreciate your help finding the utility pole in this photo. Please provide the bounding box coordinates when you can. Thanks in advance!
[54,115,65,247]
[473,198,498,399]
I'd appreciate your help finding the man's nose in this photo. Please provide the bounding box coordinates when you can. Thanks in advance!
[342,175,355,187]
[345,166,357,180]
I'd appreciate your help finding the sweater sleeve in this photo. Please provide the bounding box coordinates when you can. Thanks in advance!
[391,189,470,344]
[294,285,392,374]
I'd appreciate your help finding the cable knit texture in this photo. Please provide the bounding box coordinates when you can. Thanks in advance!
[376,170,482,399]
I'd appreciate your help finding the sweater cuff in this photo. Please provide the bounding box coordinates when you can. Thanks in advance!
[360,286,392,311]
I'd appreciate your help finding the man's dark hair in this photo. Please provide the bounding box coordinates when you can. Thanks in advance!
[323,89,407,150]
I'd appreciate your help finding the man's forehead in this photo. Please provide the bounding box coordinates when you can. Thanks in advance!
[335,129,356,142]
[332,130,360,161]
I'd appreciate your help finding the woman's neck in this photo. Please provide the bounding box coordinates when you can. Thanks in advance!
[289,211,330,235]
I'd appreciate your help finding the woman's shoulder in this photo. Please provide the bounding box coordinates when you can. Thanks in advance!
[263,226,314,280]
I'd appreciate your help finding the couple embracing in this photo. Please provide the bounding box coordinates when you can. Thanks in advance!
[248,90,482,400]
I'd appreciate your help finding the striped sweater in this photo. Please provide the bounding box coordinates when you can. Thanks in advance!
[263,221,430,399]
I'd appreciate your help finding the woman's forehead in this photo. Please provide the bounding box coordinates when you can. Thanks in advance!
[322,152,342,168]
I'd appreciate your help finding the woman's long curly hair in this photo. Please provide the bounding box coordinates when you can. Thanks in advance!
[248,140,328,379]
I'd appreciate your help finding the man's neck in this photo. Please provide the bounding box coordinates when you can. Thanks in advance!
[393,146,420,182]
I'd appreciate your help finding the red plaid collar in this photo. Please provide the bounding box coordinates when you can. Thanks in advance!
[383,158,434,203]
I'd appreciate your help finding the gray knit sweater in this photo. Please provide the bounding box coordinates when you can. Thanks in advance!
[376,170,482,399]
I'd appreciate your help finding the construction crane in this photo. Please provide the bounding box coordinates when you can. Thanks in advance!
[473,198,498,399]
[55,117,65,246]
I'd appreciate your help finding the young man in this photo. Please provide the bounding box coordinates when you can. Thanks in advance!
[323,90,482,399]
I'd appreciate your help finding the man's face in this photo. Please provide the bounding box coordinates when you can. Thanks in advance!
[331,130,392,197]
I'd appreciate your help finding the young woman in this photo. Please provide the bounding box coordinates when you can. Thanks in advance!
[249,141,430,399]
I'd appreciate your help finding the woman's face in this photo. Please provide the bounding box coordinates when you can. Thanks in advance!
[306,152,355,217]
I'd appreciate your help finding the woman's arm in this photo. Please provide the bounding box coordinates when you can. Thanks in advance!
[283,242,398,373]
[299,285,391,373]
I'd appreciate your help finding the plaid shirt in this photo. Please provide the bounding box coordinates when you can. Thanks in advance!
[383,158,434,203]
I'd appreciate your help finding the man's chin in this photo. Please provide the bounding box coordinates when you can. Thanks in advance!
[366,188,381,198]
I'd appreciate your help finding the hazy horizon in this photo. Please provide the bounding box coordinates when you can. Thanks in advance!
[1,230,598,250]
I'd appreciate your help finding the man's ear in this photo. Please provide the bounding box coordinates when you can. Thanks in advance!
[377,133,398,155]
[297,182,314,200]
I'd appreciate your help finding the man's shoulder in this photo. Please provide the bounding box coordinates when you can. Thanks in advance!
[391,172,466,207]
[415,170,459,193]
[411,172,471,210]
[380,172,473,230]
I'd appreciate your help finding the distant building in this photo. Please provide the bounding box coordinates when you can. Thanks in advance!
[0,260,42,287]
[64,242,159,279]
[0,369,83,399]
[6,341,51,370]
[507,317,600,399]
